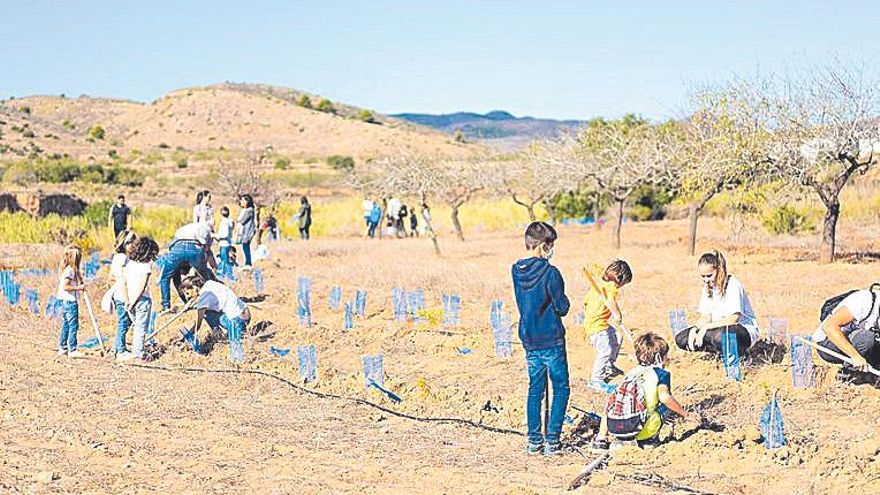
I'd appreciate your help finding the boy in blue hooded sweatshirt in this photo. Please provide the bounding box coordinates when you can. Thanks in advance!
[512,221,571,456]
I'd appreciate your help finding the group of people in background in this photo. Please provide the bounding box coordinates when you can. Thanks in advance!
[513,220,879,456]
[362,197,429,239]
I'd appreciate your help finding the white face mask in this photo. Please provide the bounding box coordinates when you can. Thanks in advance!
[542,244,554,261]
[653,353,665,368]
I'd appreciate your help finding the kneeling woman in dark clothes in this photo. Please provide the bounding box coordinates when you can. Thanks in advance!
[674,250,760,355]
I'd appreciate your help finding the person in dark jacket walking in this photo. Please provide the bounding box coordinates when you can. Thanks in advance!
[512,221,570,456]
[298,196,312,240]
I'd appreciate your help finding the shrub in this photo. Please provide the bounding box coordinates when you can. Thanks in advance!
[296,95,313,109]
[628,185,674,221]
[158,143,170,149]
[108,149,118,159]
[82,199,113,227]
[274,157,290,170]
[315,98,335,113]
[19,106,31,115]
[176,157,188,168]
[761,205,816,235]
[22,129,35,138]
[357,110,376,123]
[453,130,467,143]
[326,155,354,172]
[88,125,105,140]
[62,120,75,130]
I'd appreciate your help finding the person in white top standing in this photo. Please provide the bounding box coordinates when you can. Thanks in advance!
[109,230,138,355]
[674,250,759,356]
[56,245,85,358]
[812,284,880,381]
[193,190,214,225]
[116,237,159,362]
[215,206,235,268]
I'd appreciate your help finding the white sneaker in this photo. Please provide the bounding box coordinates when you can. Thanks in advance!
[67,350,85,358]
[57,348,68,356]
[115,351,136,362]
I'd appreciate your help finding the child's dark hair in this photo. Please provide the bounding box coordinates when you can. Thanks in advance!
[195,190,210,205]
[117,194,125,200]
[603,259,633,287]
[220,206,230,217]
[524,221,557,250]
[634,332,669,366]
[127,237,159,263]
[240,194,254,208]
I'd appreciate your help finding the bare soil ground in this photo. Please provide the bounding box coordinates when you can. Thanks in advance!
[2,218,880,494]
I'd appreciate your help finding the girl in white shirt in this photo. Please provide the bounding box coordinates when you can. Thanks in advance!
[813,286,880,377]
[116,237,159,362]
[193,190,214,224]
[675,251,759,355]
[56,245,85,357]
[109,230,137,355]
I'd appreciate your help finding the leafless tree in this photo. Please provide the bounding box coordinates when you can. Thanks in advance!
[215,150,287,209]
[502,143,568,222]
[745,61,880,263]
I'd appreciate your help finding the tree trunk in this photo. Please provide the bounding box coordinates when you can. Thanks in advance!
[420,194,441,256]
[451,204,465,241]
[614,198,624,249]
[593,194,602,231]
[544,199,557,225]
[820,200,840,264]
[687,204,699,256]
[526,205,536,222]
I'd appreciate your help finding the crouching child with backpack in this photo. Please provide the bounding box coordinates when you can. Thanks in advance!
[813,283,880,383]
[591,332,699,450]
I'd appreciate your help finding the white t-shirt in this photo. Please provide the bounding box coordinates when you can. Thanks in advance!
[123,260,153,302]
[110,253,128,301]
[196,280,247,320]
[362,200,373,217]
[698,275,759,345]
[812,290,880,342]
[56,266,79,302]
[216,217,234,247]
[174,222,213,245]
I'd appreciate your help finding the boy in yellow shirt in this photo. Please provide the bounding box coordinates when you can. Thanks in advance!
[584,260,632,387]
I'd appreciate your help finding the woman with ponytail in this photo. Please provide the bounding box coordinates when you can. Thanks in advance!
[674,250,759,355]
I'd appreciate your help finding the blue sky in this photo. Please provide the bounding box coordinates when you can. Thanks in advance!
[1,1,877,120]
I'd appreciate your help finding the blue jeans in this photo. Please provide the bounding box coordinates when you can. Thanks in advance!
[157,241,212,309]
[129,297,152,358]
[241,241,252,266]
[525,345,570,445]
[113,299,131,353]
[219,246,231,266]
[203,311,246,341]
[367,220,378,238]
[58,300,79,350]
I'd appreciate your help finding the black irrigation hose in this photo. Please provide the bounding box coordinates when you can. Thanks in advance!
[128,362,524,437]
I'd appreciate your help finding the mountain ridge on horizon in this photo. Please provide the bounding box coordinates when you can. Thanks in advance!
[391,109,585,142]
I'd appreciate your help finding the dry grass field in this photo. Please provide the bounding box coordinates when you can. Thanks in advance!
[2,217,880,494]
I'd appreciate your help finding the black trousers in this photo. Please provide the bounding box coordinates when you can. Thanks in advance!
[675,324,752,356]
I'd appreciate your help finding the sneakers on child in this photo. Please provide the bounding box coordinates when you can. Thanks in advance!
[57,347,68,356]
[526,442,543,455]
[543,442,564,456]
[115,351,136,363]
[67,349,84,358]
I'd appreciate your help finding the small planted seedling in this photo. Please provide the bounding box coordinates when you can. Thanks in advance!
[0,271,14,302]
[493,310,513,358]
[343,301,353,331]
[228,322,244,364]
[297,277,312,326]
[5,283,21,306]
[218,258,236,283]
[789,336,815,388]
[490,299,503,329]
[392,287,408,321]
[363,354,384,389]
[442,294,461,326]
[80,336,109,349]
[573,312,585,326]
[328,286,342,311]
[407,289,425,323]
[668,308,687,340]
[26,288,39,314]
[721,330,742,382]
[45,295,61,319]
[759,396,786,449]
[767,317,788,346]
[297,345,317,383]
[354,290,367,317]
[253,268,264,294]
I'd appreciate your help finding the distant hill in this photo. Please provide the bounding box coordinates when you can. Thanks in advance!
[0,83,473,169]
[391,110,585,145]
